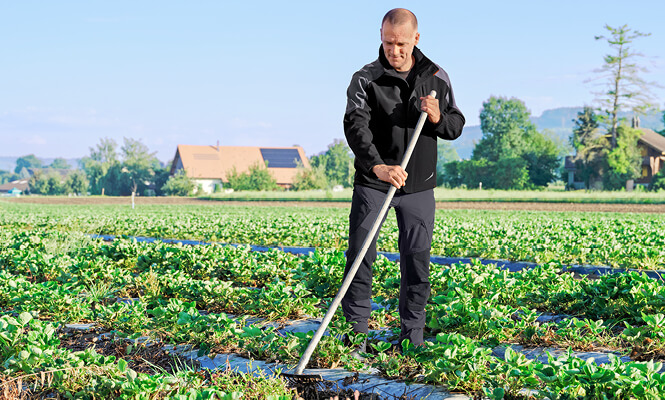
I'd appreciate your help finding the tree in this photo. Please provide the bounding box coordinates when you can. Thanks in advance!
[523,130,561,187]
[81,138,120,195]
[121,137,161,195]
[570,107,608,188]
[473,96,536,162]
[14,154,42,173]
[592,24,659,148]
[226,163,278,191]
[0,170,18,184]
[152,165,172,196]
[49,158,71,169]
[436,141,459,186]
[29,170,65,195]
[310,139,354,187]
[652,168,665,191]
[292,164,328,190]
[469,96,561,188]
[161,170,195,196]
[64,170,89,195]
[603,125,642,190]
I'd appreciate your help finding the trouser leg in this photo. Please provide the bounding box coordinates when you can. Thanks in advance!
[394,189,435,346]
[341,185,388,334]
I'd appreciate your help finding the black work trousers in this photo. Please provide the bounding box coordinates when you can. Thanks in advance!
[341,185,435,346]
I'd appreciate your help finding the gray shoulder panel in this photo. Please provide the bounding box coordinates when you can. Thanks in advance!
[346,60,384,113]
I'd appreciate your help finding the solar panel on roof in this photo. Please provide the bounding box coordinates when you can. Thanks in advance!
[260,148,301,168]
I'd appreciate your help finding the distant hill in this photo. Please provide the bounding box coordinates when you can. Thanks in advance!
[453,107,664,159]
[0,156,81,173]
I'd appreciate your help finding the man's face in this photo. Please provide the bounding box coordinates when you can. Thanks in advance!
[381,21,419,72]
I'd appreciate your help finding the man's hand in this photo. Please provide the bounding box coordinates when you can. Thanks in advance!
[372,164,408,188]
[419,94,441,124]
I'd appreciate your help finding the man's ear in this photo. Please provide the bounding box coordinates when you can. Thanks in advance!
[414,32,420,45]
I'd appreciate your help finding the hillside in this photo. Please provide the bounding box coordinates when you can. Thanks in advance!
[0,157,81,173]
[454,107,664,159]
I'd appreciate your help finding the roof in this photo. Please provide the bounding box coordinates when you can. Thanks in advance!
[564,155,576,171]
[638,128,665,153]
[0,179,29,192]
[172,145,310,184]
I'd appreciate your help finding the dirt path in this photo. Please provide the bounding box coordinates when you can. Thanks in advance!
[4,196,665,213]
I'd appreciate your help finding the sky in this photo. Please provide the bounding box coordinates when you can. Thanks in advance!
[1,0,664,163]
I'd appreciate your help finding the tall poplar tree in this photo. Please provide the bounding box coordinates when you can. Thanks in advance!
[592,24,658,148]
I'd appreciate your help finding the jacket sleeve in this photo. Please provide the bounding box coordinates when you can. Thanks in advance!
[432,69,465,140]
[343,72,384,176]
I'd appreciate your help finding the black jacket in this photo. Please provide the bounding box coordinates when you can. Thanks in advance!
[344,46,465,193]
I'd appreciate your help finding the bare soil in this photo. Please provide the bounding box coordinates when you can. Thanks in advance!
[5,196,665,213]
[58,327,199,375]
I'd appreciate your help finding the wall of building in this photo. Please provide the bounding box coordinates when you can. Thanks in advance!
[192,179,223,194]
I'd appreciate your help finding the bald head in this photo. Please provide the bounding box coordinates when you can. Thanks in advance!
[381,8,418,30]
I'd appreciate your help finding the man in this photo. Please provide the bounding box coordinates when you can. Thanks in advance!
[342,8,465,350]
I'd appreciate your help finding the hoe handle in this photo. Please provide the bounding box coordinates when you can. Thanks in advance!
[294,90,437,375]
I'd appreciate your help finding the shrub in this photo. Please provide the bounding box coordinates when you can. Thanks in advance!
[161,170,195,196]
[292,165,328,190]
[226,163,278,191]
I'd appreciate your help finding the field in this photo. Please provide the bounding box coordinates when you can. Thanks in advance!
[1,199,665,399]
[196,187,665,205]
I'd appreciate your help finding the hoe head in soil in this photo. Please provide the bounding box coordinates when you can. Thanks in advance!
[280,371,324,387]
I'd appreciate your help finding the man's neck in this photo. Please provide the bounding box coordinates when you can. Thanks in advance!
[395,55,415,72]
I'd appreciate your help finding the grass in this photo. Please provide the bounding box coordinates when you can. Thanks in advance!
[199,186,665,204]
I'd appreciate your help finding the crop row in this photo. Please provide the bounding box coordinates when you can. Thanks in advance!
[2,203,665,270]
[1,227,665,398]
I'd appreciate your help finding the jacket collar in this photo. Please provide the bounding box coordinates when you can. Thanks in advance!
[377,45,433,77]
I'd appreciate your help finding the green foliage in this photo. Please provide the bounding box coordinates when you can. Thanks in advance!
[468,96,561,189]
[604,125,642,190]
[29,169,65,195]
[64,170,89,194]
[162,170,195,196]
[593,24,658,148]
[14,154,42,174]
[473,96,537,162]
[80,137,120,195]
[291,164,328,190]
[436,141,459,186]
[651,168,665,191]
[0,169,18,184]
[2,207,665,398]
[121,137,162,194]
[310,139,354,187]
[80,137,162,196]
[444,157,529,189]
[49,157,71,169]
[571,107,608,188]
[523,130,562,187]
[225,163,278,191]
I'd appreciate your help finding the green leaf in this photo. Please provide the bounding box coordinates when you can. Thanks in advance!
[118,358,127,372]
[492,387,505,399]
[127,369,137,381]
[18,312,32,326]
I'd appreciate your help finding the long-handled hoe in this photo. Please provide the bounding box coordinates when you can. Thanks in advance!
[281,91,437,389]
